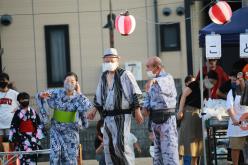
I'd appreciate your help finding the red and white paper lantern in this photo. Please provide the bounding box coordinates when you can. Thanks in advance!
[115,11,136,36]
[208,1,232,25]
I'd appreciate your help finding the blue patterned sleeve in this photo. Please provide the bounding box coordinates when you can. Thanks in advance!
[35,88,58,124]
[143,92,150,110]
[77,94,93,128]
[35,93,49,124]
[34,109,46,140]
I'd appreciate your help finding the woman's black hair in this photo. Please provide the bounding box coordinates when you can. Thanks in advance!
[64,72,78,81]
[184,75,195,84]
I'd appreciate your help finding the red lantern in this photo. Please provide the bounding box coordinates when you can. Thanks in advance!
[115,11,136,36]
[208,1,232,24]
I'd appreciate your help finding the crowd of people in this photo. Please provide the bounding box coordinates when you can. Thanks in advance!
[177,59,248,165]
[0,48,247,165]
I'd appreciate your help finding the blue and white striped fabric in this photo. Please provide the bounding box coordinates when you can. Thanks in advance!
[94,68,143,165]
[144,71,179,165]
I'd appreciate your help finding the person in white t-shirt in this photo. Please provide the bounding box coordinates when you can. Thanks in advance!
[126,132,141,163]
[226,71,248,165]
[0,73,19,152]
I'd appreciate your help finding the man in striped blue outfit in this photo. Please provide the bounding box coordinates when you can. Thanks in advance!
[143,57,179,165]
[87,48,144,165]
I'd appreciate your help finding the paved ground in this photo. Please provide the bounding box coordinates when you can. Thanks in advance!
[37,157,153,165]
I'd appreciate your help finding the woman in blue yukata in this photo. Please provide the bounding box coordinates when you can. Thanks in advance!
[36,72,93,165]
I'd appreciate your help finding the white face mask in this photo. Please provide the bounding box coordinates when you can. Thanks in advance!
[147,71,156,79]
[102,62,118,72]
[64,82,76,91]
[204,78,214,89]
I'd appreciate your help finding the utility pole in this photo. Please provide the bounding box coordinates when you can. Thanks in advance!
[184,0,193,75]
[242,0,248,7]
[153,0,160,57]
[109,0,114,48]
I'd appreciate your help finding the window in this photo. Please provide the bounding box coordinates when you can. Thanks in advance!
[160,23,181,51]
[45,25,71,87]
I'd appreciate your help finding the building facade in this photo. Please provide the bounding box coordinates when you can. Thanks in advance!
[0,0,204,96]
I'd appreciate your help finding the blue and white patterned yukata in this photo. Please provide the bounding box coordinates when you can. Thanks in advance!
[143,71,179,165]
[36,88,92,165]
[94,68,143,165]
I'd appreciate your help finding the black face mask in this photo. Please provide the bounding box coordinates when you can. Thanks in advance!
[20,101,29,108]
[0,82,8,89]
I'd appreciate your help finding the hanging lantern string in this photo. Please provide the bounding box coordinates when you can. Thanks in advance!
[0,0,240,17]
[0,1,184,16]
[134,0,215,25]
[0,0,238,27]
[120,10,129,16]
[134,0,236,25]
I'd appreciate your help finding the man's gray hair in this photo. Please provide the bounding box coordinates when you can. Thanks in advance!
[148,56,164,68]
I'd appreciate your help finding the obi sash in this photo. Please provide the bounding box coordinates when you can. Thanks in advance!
[53,109,76,123]
[19,120,35,133]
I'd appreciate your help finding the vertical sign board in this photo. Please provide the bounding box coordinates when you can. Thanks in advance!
[125,61,142,81]
[240,33,248,58]
[205,34,221,59]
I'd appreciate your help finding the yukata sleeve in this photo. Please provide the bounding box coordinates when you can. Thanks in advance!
[170,76,177,99]
[35,88,57,124]
[156,75,177,109]
[9,111,21,143]
[157,75,177,98]
[77,95,93,128]
[124,71,143,109]
[143,92,151,110]
[35,110,46,140]
[94,78,103,111]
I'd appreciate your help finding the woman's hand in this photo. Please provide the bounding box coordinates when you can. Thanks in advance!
[39,92,51,99]
[87,108,97,120]
[75,82,81,94]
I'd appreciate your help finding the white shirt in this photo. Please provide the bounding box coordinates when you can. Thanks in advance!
[226,90,248,137]
[127,132,138,160]
[0,89,19,129]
